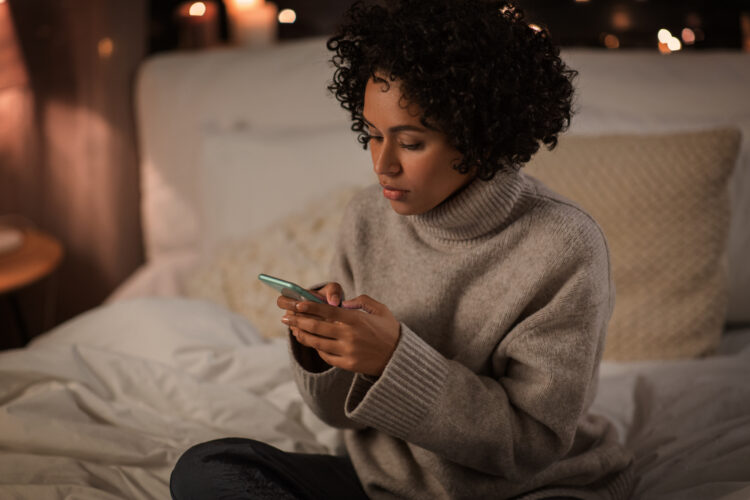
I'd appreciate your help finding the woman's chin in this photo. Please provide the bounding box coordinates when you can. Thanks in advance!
[388,200,429,216]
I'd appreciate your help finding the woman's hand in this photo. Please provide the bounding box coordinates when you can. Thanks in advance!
[276,285,400,376]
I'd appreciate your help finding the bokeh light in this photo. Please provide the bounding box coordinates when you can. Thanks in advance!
[98,37,114,59]
[604,34,620,49]
[681,27,696,45]
[278,8,296,24]
[188,2,207,17]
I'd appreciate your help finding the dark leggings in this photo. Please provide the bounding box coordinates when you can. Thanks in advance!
[170,437,369,500]
[170,437,583,500]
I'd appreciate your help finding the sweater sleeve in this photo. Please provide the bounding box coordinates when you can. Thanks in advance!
[342,230,615,480]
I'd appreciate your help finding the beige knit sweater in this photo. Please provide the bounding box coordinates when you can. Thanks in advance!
[289,169,634,500]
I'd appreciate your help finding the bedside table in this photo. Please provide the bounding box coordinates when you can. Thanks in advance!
[0,228,64,345]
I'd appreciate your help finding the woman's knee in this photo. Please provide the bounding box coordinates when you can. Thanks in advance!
[171,438,247,499]
[170,438,298,500]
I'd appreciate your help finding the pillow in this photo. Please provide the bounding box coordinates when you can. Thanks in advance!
[525,128,741,361]
[198,125,372,251]
[184,186,362,339]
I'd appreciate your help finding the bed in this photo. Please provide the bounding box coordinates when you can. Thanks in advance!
[1,37,749,499]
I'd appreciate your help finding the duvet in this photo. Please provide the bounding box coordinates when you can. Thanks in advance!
[0,297,749,499]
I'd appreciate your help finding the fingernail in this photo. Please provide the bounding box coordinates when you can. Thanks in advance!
[281,316,290,324]
[330,294,340,306]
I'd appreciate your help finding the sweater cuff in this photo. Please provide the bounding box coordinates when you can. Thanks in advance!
[288,333,347,397]
[344,323,449,439]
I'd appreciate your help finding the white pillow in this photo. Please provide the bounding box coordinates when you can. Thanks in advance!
[198,125,373,250]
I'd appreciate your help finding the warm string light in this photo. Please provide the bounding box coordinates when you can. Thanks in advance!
[603,34,620,49]
[681,28,696,45]
[278,8,296,24]
[98,37,114,59]
[611,10,631,31]
[667,37,681,51]
[657,28,683,54]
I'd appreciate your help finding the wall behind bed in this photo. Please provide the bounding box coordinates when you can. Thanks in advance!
[0,0,147,345]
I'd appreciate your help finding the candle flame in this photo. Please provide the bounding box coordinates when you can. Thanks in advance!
[189,2,207,16]
[236,0,263,7]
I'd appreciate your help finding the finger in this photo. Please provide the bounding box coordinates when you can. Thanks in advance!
[295,300,347,321]
[294,328,344,356]
[283,313,340,339]
[279,296,328,320]
[341,294,382,315]
[316,349,345,368]
[277,295,298,311]
[318,282,344,306]
[326,283,344,306]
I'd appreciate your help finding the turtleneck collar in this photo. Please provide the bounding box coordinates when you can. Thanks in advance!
[407,169,527,243]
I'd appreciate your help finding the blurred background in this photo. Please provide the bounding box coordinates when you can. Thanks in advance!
[1,0,749,347]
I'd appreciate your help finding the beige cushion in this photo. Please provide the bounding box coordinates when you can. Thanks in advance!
[184,186,362,339]
[525,128,741,361]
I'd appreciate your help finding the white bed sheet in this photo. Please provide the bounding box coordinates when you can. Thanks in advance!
[1,297,749,499]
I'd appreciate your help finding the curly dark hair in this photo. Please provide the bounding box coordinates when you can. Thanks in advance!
[327,0,577,180]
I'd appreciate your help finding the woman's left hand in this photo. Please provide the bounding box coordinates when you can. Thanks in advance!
[282,295,400,377]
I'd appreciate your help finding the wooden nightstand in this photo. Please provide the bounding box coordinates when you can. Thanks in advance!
[0,228,64,345]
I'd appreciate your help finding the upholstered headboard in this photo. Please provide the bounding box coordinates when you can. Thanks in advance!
[134,37,750,323]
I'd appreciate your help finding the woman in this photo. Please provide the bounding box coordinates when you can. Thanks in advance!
[170,1,634,498]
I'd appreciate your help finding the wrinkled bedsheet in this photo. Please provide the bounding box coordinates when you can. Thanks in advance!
[0,297,749,499]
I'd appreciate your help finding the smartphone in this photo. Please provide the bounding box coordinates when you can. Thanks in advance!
[257,274,325,304]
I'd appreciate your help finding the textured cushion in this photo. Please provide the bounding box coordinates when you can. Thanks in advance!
[525,128,741,361]
[185,186,362,338]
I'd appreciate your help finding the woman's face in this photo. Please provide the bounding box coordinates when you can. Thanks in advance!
[362,76,471,215]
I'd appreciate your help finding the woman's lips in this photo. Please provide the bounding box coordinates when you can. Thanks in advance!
[382,185,408,201]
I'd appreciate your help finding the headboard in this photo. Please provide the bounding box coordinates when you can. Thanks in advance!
[134,37,750,322]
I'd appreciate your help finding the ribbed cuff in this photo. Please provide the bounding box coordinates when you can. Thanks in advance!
[344,323,449,439]
[288,333,346,397]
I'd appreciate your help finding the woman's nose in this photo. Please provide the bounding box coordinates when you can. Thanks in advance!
[373,142,401,176]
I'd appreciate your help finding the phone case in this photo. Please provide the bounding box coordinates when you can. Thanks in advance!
[257,274,325,303]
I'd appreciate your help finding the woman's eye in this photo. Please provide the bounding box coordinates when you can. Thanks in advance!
[399,142,423,151]
[365,134,383,143]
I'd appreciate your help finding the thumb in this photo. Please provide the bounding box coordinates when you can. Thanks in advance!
[342,294,382,315]
[323,282,344,306]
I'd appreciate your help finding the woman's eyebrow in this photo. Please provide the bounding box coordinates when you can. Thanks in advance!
[362,116,427,134]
